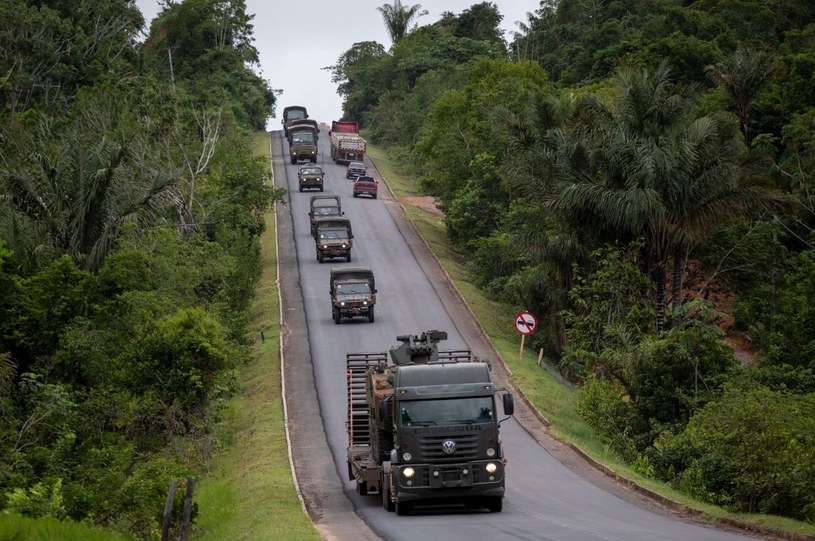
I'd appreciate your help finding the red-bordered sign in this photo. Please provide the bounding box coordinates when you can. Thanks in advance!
[514,311,538,335]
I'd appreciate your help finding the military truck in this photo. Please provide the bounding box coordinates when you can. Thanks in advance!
[287,118,320,142]
[298,165,324,192]
[330,267,376,324]
[309,195,342,237]
[346,330,514,515]
[289,129,317,164]
[330,132,366,165]
[314,216,353,263]
[282,105,308,137]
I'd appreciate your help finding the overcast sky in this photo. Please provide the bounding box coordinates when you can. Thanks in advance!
[135,0,540,129]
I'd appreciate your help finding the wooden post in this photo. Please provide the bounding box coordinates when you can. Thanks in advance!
[161,480,177,541]
[519,334,525,363]
[537,348,544,366]
[179,476,195,541]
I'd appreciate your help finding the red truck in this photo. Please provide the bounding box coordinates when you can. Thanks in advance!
[331,120,359,134]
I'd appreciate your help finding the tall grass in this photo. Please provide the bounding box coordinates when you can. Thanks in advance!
[191,132,319,540]
[0,512,135,541]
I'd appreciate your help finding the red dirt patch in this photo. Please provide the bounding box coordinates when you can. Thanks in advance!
[399,196,444,218]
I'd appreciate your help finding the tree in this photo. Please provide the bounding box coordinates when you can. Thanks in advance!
[377,0,428,44]
[705,44,777,140]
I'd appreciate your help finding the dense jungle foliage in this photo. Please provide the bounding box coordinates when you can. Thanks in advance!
[0,0,280,537]
[334,0,815,522]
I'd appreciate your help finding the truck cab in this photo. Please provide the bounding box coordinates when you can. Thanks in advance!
[309,195,342,237]
[330,267,376,323]
[314,217,353,263]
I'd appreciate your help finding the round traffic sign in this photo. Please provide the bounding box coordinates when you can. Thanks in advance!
[514,311,537,335]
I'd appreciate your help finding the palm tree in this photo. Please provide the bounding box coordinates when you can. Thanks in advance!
[1,122,178,272]
[546,64,787,332]
[377,0,428,44]
[705,45,776,140]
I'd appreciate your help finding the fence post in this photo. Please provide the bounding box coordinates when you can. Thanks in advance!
[178,476,195,541]
[161,480,177,541]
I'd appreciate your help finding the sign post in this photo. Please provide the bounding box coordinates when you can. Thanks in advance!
[514,311,538,362]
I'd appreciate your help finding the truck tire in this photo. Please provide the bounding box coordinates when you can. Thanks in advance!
[290,157,296,164]
[311,157,317,163]
[368,306,375,323]
[317,250,324,263]
[299,185,303,192]
[486,497,503,513]
[346,250,352,262]
[357,481,368,496]
[333,307,341,324]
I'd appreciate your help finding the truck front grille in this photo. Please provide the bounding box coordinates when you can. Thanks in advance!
[418,434,479,462]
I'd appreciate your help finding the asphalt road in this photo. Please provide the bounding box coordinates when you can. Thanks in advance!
[272,130,765,541]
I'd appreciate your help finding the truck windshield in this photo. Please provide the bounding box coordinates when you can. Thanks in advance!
[400,397,493,427]
[319,230,349,241]
[313,207,339,216]
[287,110,305,121]
[336,282,371,296]
[292,133,314,144]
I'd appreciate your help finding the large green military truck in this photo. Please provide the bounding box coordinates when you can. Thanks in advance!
[282,105,308,137]
[330,267,376,323]
[346,330,514,515]
[314,216,353,263]
[309,195,342,237]
[287,118,319,142]
[289,129,317,164]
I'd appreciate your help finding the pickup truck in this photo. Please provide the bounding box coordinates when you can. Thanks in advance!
[353,176,378,199]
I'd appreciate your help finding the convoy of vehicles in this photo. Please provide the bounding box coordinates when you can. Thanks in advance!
[353,176,378,198]
[286,108,516,519]
[346,330,514,515]
[314,216,353,263]
[329,267,376,323]
[298,166,324,192]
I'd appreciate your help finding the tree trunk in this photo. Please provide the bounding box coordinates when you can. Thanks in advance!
[655,259,667,334]
[670,247,684,327]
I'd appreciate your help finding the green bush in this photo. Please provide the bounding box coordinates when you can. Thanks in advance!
[654,384,815,521]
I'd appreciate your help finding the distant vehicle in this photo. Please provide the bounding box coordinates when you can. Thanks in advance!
[353,176,378,199]
[309,195,343,237]
[289,130,317,164]
[346,161,367,179]
[282,106,308,137]
[298,165,324,192]
[314,216,353,263]
[330,120,359,134]
[287,118,319,143]
[330,267,376,324]
[330,131,366,165]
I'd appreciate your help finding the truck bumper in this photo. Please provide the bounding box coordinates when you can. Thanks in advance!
[393,461,505,504]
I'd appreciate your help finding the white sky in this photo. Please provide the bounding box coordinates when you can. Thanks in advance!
[135,1,539,129]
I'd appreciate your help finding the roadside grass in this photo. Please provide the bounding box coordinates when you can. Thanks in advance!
[371,145,815,538]
[191,132,320,540]
[0,512,135,541]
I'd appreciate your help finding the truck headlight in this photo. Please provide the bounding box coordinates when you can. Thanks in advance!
[340,302,345,306]
[402,467,415,479]
[362,301,368,306]
[485,462,497,474]
[341,244,347,248]
[486,448,496,457]
[321,244,328,249]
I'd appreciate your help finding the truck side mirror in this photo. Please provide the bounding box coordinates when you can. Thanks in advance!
[502,393,514,416]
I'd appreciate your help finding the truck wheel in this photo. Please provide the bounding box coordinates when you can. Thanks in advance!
[346,250,352,262]
[348,462,354,481]
[319,185,324,192]
[395,500,412,516]
[317,251,324,263]
[333,308,340,324]
[311,157,317,163]
[299,186,303,192]
[290,157,296,165]
[368,306,375,323]
[486,497,503,513]
[373,193,378,199]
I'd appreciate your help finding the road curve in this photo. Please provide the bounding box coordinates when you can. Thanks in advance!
[273,130,766,541]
